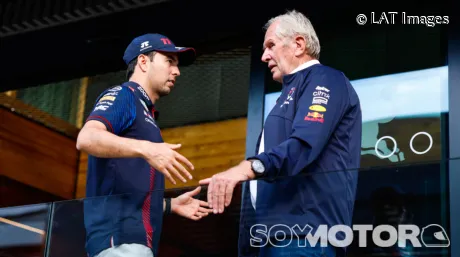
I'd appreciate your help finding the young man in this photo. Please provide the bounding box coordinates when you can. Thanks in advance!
[200,10,362,257]
[77,33,212,257]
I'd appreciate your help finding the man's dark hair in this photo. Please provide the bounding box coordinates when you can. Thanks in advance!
[126,51,156,80]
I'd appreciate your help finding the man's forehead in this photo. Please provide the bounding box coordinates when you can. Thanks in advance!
[263,33,278,49]
[265,21,278,35]
[263,22,279,44]
[160,52,178,60]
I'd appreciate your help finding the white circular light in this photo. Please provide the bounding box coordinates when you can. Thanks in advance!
[375,136,397,159]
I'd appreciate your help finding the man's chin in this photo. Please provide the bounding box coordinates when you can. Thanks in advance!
[158,89,171,97]
[272,74,283,83]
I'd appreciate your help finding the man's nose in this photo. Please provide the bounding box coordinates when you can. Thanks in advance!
[261,50,270,62]
[173,67,180,76]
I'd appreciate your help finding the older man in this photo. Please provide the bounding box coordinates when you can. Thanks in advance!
[200,10,362,257]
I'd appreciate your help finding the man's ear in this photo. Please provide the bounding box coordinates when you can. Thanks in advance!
[137,54,149,72]
[294,35,307,57]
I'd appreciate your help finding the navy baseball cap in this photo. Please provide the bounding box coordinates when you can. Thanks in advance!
[123,33,196,66]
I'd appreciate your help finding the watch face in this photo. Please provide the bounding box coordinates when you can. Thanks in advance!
[252,160,265,173]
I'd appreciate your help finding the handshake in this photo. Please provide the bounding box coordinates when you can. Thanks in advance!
[141,141,256,217]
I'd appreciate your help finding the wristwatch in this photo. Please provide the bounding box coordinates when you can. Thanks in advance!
[248,159,265,177]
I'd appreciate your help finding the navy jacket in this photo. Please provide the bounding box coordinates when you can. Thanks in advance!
[84,82,165,257]
[239,63,362,257]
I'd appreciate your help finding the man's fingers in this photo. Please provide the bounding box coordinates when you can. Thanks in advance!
[173,160,193,180]
[212,180,220,213]
[199,200,210,207]
[199,207,213,213]
[166,143,181,150]
[175,152,195,171]
[162,168,176,185]
[199,178,211,185]
[197,211,209,217]
[190,215,200,221]
[167,164,186,183]
[217,181,226,214]
[207,179,214,208]
[224,182,235,207]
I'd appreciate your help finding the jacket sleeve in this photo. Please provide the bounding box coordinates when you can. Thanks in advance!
[86,86,136,135]
[251,72,350,178]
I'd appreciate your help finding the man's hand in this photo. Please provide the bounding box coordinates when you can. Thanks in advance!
[171,187,213,220]
[140,141,194,185]
[199,161,255,214]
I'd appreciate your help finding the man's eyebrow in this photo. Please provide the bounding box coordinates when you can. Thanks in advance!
[165,54,178,62]
[262,39,272,50]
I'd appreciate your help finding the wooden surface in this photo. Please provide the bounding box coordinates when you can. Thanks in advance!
[75,117,247,198]
[75,152,87,199]
[162,118,247,189]
[0,108,78,199]
[0,93,80,139]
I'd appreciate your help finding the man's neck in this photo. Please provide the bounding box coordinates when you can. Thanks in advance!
[290,57,319,74]
[288,56,316,74]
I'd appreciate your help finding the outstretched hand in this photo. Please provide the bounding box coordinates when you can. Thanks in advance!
[141,142,195,185]
[172,186,213,220]
[199,161,255,214]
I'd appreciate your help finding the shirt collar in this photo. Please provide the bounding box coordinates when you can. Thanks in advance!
[124,81,160,119]
[124,81,153,108]
[290,59,320,74]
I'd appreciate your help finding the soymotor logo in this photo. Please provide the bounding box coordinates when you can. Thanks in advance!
[250,224,450,248]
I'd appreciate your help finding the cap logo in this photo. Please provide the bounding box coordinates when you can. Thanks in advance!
[140,41,152,51]
[160,38,172,45]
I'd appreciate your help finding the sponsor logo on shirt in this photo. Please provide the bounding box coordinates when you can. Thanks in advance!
[104,92,119,96]
[312,96,328,105]
[97,101,113,106]
[137,86,151,102]
[145,118,157,127]
[309,105,326,112]
[313,91,330,99]
[99,96,116,102]
[144,110,153,119]
[108,86,122,92]
[304,111,324,123]
[280,87,296,107]
[315,86,330,92]
[144,110,157,128]
[140,100,149,112]
[94,105,109,111]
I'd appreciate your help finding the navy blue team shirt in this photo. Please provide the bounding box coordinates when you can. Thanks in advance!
[239,63,362,257]
[83,82,165,257]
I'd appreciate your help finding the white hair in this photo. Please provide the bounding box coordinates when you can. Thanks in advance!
[264,10,321,59]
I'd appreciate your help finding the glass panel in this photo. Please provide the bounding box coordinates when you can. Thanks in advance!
[264,65,449,168]
[0,203,51,256]
[350,160,451,257]
[43,159,455,257]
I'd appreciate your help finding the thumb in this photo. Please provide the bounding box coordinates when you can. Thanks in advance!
[187,186,201,197]
[166,143,181,149]
[199,178,211,185]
